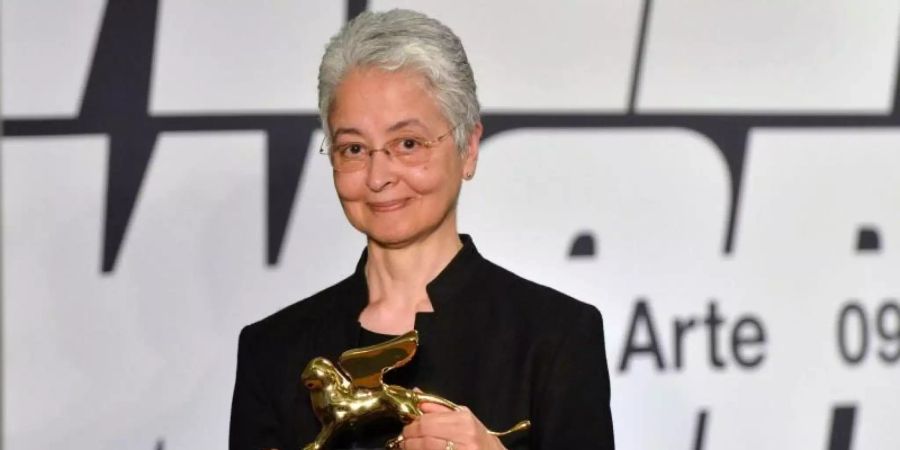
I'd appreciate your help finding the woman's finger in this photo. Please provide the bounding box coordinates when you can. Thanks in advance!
[404,411,465,439]
[403,404,504,449]
[419,401,455,413]
[401,436,461,450]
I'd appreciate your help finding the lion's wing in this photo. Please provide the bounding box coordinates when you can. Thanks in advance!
[338,329,419,389]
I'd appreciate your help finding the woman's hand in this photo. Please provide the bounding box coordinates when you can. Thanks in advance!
[399,402,507,450]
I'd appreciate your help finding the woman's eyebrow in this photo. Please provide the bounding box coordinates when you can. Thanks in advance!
[333,120,426,139]
[332,127,363,139]
[386,119,428,133]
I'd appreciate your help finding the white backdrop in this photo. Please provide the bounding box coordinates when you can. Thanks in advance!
[2,1,900,449]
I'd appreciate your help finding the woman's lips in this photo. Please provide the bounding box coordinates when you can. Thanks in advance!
[367,198,409,212]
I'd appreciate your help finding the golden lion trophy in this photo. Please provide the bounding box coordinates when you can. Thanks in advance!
[300,330,531,450]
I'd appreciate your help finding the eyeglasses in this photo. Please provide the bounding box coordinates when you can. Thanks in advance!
[320,127,456,173]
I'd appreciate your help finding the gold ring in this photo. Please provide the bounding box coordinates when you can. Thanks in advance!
[445,440,455,450]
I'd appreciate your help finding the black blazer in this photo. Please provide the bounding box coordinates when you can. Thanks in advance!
[230,235,614,449]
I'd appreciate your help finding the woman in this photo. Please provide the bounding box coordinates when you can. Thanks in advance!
[230,9,614,450]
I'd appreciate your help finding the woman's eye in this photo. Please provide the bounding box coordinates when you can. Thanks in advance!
[401,139,420,150]
[340,144,364,156]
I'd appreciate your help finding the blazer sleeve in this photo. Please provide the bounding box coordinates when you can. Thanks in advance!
[230,325,283,450]
[534,305,615,449]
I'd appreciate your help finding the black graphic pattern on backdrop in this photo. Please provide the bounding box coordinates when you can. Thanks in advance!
[3,0,318,272]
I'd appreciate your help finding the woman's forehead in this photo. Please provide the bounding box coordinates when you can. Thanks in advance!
[328,67,448,134]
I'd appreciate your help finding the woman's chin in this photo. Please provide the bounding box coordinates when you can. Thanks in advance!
[362,225,430,249]
[366,231,416,249]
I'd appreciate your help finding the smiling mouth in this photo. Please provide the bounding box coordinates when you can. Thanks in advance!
[367,198,409,212]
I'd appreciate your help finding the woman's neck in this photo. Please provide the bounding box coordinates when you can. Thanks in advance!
[359,226,462,334]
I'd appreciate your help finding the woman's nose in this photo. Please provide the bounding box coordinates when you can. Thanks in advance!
[365,150,398,191]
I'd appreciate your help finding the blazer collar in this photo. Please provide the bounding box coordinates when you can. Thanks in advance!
[347,234,483,316]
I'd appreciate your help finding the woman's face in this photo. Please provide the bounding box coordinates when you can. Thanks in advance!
[327,67,480,248]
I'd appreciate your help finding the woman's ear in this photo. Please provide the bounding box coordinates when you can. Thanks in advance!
[462,122,483,180]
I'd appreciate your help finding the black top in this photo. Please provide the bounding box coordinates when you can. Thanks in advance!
[229,235,615,449]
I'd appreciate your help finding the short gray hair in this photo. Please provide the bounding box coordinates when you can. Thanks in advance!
[318,9,480,154]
